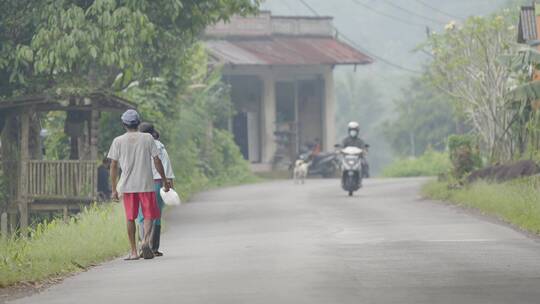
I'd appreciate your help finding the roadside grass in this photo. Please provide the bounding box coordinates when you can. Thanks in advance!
[0,204,128,288]
[423,178,540,234]
[382,150,451,178]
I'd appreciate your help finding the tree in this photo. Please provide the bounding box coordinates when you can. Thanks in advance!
[1,0,259,97]
[383,77,459,157]
[335,72,384,139]
[0,0,260,212]
[423,13,518,162]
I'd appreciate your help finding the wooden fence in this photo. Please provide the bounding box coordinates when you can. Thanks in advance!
[25,160,98,200]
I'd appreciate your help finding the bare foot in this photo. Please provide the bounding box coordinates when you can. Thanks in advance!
[124,253,140,261]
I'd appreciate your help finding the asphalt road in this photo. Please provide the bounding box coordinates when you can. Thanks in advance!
[10,178,540,304]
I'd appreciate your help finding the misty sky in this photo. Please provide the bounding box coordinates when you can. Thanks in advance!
[261,0,509,78]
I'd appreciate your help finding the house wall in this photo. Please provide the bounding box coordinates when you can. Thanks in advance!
[223,65,335,166]
[206,12,334,39]
[272,16,333,37]
[323,66,337,152]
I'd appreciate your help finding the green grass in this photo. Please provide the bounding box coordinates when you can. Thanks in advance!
[0,204,128,287]
[423,178,540,235]
[382,150,451,178]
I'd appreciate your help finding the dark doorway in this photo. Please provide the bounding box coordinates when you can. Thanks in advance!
[233,112,249,160]
[227,75,262,163]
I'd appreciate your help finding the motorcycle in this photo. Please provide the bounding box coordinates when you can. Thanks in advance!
[293,149,339,178]
[340,146,365,196]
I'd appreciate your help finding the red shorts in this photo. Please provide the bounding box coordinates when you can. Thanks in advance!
[122,192,160,221]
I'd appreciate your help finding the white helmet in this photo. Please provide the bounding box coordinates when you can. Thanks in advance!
[347,121,360,130]
[348,121,360,138]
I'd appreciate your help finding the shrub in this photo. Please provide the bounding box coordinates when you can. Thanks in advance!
[448,134,481,180]
[382,150,451,177]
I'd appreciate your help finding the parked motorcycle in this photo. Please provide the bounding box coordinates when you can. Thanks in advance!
[292,149,339,178]
[340,146,365,196]
[309,151,339,178]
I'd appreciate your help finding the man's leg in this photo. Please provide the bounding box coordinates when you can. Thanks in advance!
[151,225,161,253]
[126,220,138,257]
[123,193,139,259]
[136,205,145,242]
[140,192,160,259]
[151,181,164,254]
[143,218,153,245]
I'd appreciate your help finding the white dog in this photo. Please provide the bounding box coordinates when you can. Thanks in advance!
[293,159,310,184]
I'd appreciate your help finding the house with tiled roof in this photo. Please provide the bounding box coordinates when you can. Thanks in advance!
[205,11,372,168]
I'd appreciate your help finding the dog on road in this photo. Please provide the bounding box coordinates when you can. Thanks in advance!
[293,159,310,184]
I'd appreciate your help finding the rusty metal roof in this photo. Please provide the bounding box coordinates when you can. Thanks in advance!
[518,5,537,43]
[206,37,373,66]
[0,92,136,112]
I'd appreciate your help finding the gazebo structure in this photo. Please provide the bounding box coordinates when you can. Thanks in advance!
[0,92,135,233]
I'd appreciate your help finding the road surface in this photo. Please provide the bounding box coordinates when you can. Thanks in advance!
[10,178,540,304]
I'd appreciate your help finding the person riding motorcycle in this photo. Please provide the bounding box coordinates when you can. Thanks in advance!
[342,121,370,178]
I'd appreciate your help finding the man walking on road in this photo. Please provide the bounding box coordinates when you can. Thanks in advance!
[108,109,171,260]
[137,122,175,257]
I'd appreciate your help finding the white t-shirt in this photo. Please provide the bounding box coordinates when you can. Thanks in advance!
[152,140,175,180]
[107,132,159,193]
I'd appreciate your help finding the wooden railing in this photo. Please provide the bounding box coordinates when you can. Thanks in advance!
[24,160,98,200]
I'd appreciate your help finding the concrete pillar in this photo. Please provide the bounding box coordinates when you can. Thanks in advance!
[323,67,337,152]
[261,72,277,164]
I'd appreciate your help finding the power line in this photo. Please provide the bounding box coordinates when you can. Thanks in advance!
[339,33,422,74]
[414,0,464,21]
[349,0,427,28]
[380,0,447,25]
[297,0,319,16]
[296,0,422,74]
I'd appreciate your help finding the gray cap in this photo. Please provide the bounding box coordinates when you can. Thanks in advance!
[121,109,140,125]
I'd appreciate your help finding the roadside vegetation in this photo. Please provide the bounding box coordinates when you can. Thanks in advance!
[0,0,259,289]
[0,204,127,287]
[0,165,256,289]
[381,2,540,237]
[381,150,450,178]
[423,178,540,235]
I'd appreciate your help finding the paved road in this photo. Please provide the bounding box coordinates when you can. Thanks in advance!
[11,178,540,304]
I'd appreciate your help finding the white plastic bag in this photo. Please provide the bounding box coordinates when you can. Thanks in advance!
[160,188,181,206]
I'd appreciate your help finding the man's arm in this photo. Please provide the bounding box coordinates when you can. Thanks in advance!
[154,156,171,192]
[110,160,119,200]
[360,138,367,149]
